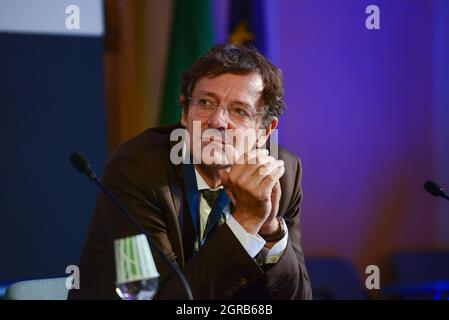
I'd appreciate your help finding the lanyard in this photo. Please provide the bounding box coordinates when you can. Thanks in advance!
[183,163,230,247]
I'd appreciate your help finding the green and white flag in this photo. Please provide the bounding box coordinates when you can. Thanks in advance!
[114,234,159,284]
[159,0,214,125]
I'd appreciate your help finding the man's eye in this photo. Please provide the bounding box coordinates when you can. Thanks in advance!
[232,107,251,117]
[199,99,214,106]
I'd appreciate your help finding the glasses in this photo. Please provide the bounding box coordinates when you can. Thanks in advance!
[188,96,264,124]
[114,234,159,300]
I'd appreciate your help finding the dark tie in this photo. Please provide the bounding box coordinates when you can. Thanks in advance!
[196,189,226,246]
[200,189,220,208]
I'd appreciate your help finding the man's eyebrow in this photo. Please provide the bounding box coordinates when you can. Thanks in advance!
[197,91,220,100]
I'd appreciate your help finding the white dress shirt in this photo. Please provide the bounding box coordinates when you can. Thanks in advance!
[194,168,288,264]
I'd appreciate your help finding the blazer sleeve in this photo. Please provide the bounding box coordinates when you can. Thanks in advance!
[258,156,312,299]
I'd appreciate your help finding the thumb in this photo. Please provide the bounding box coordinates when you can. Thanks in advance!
[219,169,230,187]
[219,169,236,206]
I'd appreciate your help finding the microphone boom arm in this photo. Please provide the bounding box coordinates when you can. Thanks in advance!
[70,152,194,300]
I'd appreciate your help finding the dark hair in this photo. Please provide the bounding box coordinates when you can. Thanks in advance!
[180,43,285,127]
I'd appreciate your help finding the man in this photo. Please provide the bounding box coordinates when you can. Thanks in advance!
[69,44,312,299]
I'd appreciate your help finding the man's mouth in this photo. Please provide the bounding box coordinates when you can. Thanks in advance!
[202,137,228,146]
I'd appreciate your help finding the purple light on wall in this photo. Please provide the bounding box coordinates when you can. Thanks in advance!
[275,0,436,270]
[433,0,449,246]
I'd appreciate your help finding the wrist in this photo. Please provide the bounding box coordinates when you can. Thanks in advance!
[232,210,265,235]
[259,218,280,236]
[259,217,286,242]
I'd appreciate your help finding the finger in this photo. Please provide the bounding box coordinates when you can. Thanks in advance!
[219,168,231,188]
[271,180,282,202]
[230,150,271,181]
[245,160,284,193]
[225,188,237,206]
[257,159,284,177]
[236,148,269,165]
[259,165,285,193]
[248,160,284,187]
[272,180,282,196]
[270,181,281,217]
[235,156,277,183]
[219,169,237,205]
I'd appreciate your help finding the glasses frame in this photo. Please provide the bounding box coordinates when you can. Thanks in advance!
[187,96,265,124]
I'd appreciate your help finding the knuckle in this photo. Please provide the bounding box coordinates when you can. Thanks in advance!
[236,176,246,186]
[259,167,270,176]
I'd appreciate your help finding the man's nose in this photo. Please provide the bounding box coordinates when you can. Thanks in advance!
[207,106,229,130]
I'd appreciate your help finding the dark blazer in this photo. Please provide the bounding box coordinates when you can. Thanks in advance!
[68,124,312,300]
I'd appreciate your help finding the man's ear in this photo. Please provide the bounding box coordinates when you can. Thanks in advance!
[257,117,278,147]
[180,96,188,127]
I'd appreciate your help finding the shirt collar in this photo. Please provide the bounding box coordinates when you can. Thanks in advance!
[182,141,224,191]
[194,167,223,191]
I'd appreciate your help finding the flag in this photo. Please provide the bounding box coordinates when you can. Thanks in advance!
[159,0,214,125]
[229,0,266,54]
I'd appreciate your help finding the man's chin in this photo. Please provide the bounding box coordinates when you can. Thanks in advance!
[203,163,232,170]
[199,142,239,165]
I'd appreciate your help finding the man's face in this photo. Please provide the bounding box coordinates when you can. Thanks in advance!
[181,72,275,167]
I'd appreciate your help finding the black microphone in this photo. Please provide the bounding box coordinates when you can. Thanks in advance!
[70,152,193,300]
[424,180,449,201]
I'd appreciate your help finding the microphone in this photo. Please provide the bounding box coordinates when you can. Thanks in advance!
[424,180,449,201]
[70,152,97,179]
[70,152,193,300]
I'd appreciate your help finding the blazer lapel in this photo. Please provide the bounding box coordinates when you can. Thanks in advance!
[165,160,186,267]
